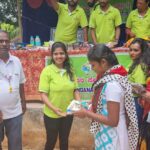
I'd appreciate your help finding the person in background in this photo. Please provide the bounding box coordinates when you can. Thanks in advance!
[0,30,26,150]
[49,0,88,44]
[132,72,150,149]
[74,44,139,150]
[39,42,80,150]
[128,38,150,128]
[126,0,150,39]
[131,44,150,149]
[89,0,122,48]
[86,0,99,12]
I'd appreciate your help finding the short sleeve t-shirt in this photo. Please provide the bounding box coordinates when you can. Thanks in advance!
[0,55,26,119]
[89,5,122,43]
[39,64,78,118]
[54,3,88,44]
[128,64,146,85]
[126,8,150,38]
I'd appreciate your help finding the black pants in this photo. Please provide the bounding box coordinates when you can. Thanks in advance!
[44,114,73,150]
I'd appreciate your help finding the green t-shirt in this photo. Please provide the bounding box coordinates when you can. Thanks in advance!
[128,64,147,85]
[54,3,88,44]
[126,8,150,38]
[89,5,122,43]
[39,64,78,118]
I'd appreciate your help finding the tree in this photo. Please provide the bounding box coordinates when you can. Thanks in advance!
[0,0,18,25]
[0,0,22,41]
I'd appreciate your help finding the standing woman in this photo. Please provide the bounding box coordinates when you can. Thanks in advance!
[128,38,150,127]
[74,44,139,150]
[39,42,80,150]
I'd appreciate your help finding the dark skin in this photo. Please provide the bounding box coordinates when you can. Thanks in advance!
[90,0,120,47]
[74,59,120,127]
[0,31,26,114]
[126,0,149,39]
[86,0,97,7]
[49,0,88,42]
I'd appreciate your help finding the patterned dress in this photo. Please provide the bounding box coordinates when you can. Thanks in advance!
[94,82,129,150]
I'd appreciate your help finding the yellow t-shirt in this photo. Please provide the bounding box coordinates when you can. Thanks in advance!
[89,5,122,43]
[54,3,88,44]
[39,64,78,118]
[128,64,147,85]
[126,8,150,38]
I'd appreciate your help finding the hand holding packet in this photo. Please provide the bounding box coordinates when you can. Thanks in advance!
[131,83,146,96]
[66,100,90,114]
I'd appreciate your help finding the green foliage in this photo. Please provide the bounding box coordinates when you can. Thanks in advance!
[0,23,19,40]
[0,23,14,32]
[0,0,22,25]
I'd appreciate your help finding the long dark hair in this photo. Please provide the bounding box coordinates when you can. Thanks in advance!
[87,44,119,66]
[51,42,74,81]
[128,38,150,77]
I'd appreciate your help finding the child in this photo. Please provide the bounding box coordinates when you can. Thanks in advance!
[74,44,139,150]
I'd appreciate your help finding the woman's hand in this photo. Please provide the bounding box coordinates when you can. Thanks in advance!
[40,92,67,117]
[54,108,67,117]
[73,108,87,118]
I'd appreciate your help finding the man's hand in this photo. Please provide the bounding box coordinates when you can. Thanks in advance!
[0,111,3,123]
[21,101,26,114]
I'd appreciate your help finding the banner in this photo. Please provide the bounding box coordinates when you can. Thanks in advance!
[46,52,131,100]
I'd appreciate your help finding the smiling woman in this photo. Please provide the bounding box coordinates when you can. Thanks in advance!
[128,38,150,127]
[39,42,81,150]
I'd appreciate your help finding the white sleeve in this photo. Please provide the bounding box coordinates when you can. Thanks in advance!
[18,59,26,84]
[105,81,124,103]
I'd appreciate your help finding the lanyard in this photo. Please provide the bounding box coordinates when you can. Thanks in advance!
[0,71,12,93]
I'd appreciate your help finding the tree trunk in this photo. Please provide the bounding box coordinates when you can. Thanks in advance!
[17,0,22,42]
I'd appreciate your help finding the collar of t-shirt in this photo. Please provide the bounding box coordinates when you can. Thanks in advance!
[60,69,66,76]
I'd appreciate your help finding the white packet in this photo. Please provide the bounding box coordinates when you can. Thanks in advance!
[66,100,81,114]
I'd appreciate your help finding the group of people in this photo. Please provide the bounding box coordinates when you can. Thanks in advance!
[38,38,150,150]
[50,0,150,47]
[0,0,150,150]
[0,30,150,150]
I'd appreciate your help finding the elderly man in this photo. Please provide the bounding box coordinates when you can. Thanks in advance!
[126,0,150,39]
[50,0,88,44]
[0,30,26,150]
[89,0,122,47]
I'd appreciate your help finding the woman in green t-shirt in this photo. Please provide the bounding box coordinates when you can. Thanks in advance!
[39,42,80,150]
[128,38,150,127]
